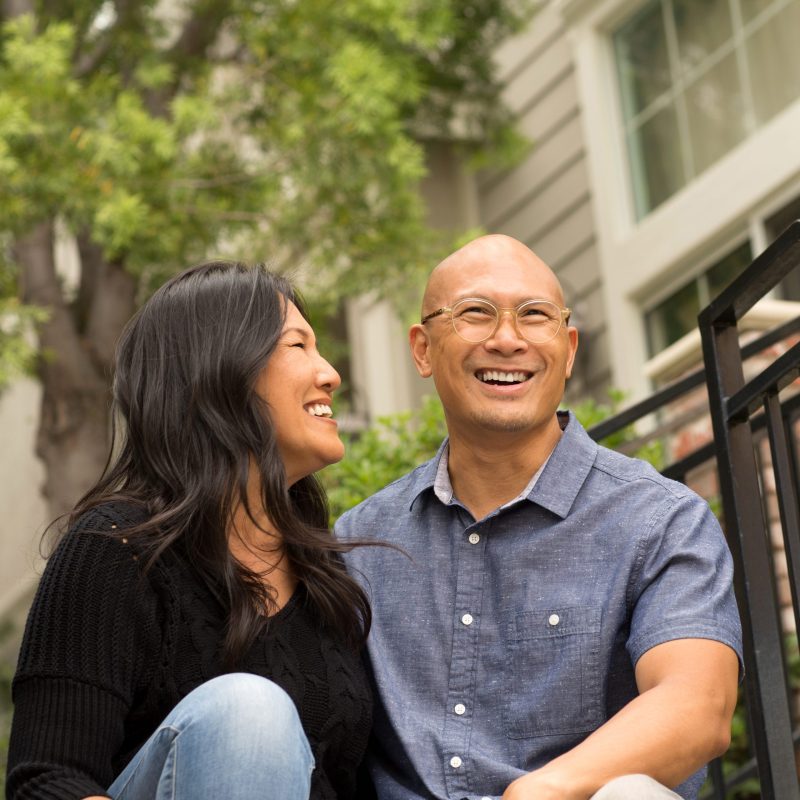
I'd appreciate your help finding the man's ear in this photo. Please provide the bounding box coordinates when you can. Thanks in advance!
[564,326,579,380]
[409,324,433,378]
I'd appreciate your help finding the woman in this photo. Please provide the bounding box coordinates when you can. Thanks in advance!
[7,261,372,800]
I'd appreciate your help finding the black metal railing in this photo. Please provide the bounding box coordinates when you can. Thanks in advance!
[700,220,800,799]
[586,220,800,799]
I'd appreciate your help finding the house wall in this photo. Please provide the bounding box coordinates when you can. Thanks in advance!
[561,0,800,398]
[0,378,48,617]
[345,141,482,421]
[477,2,611,401]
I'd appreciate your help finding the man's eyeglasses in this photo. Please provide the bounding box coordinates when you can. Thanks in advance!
[421,297,571,344]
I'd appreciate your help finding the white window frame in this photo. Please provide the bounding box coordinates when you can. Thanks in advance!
[558,0,800,399]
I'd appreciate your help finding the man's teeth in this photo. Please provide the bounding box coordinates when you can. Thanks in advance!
[305,404,333,417]
[477,370,529,383]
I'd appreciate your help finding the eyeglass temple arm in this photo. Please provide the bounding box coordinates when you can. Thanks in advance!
[420,307,450,324]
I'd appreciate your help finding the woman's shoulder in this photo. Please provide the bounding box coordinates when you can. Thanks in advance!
[37,501,165,601]
[69,499,151,534]
[15,500,167,697]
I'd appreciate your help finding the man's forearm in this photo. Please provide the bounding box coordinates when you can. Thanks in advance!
[502,640,739,800]
[504,682,728,799]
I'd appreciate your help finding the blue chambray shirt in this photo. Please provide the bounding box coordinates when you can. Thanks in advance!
[336,412,743,800]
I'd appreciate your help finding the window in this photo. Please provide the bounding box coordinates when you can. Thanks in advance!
[614,0,800,219]
[645,241,752,355]
[644,191,800,357]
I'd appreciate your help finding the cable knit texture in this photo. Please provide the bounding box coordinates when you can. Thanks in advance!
[7,502,372,800]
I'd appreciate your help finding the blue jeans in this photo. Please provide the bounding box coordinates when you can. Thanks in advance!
[108,673,314,800]
[590,775,683,799]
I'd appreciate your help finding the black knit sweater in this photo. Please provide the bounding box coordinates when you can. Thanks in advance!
[7,502,372,800]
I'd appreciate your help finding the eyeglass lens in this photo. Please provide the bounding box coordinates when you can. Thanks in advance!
[451,299,563,343]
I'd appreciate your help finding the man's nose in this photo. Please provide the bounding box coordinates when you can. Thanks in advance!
[487,310,527,347]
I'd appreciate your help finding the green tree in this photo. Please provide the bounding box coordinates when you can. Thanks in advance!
[0,0,531,516]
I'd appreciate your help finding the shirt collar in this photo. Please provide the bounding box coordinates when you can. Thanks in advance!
[407,410,598,518]
[529,410,598,518]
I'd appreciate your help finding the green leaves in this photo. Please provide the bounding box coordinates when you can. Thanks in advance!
[321,395,447,522]
[0,0,533,389]
[0,296,48,392]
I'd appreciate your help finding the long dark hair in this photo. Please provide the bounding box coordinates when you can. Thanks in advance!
[69,260,370,664]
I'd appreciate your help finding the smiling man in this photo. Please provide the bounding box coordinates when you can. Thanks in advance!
[336,234,742,800]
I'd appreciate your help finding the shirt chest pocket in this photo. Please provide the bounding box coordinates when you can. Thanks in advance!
[503,606,603,739]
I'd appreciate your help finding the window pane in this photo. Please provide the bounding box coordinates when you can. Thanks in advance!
[672,0,733,74]
[706,241,753,300]
[746,2,800,124]
[614,0,671,121]
[627,103,686,216]
[684,52,747,174]
[646,280,701,355]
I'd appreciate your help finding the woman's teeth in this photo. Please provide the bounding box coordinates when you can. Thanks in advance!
[305,404,333,417]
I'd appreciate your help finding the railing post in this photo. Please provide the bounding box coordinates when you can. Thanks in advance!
[700,312,799,800]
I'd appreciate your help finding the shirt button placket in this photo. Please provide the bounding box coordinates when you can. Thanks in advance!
[443,523,485,796]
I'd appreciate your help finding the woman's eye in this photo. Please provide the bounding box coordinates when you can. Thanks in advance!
[290,341,306,349]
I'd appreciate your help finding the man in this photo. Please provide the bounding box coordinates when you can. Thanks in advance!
[336,234,742,800]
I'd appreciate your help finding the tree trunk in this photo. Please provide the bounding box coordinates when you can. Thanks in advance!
[14,220,136,518]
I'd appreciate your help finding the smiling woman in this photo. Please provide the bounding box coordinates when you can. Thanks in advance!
[6,262,372,800]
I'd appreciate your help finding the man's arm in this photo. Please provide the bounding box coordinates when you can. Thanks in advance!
[502,638,739,800]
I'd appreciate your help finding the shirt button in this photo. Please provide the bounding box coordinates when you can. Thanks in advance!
[468,532,480,544]
[450,756,462,768]
[454,703,466,715]
[549,613,560,626]
[461,613,474,626]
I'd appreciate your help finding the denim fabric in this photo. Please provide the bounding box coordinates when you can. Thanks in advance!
[107,673,314,800]
[591,775,682,799]
[336,412,742,800]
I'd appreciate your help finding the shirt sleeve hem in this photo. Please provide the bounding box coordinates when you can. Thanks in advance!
[628,621,745,679]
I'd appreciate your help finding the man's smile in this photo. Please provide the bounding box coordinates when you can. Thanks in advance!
[475,369,533,385]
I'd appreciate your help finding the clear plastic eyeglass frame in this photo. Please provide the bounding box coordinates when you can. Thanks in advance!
[421,297,571,344]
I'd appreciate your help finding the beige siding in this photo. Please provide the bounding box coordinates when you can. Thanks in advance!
[0,378,47,617]
[477,3,609,401]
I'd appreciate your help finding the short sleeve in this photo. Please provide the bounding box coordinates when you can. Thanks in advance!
[7,507,161,799]
[626,492,744,675]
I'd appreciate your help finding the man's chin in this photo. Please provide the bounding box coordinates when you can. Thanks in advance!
[469,411,541,434]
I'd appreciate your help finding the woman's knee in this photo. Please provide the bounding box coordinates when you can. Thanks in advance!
[169,673,308,754]
[109,675,313,800]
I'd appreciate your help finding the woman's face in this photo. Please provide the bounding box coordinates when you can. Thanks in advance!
[257,301,344,485]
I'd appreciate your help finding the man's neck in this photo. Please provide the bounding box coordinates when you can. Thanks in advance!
[446,416,563,521]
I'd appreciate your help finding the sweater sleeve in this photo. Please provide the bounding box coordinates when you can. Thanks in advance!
[7,506,161,800]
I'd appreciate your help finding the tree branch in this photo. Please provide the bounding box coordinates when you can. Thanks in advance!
[14,220,97,385]
[85,258,137,370]
[144,0,232,116]
[2,0,34,21]
[74,31,116,78]
[74,228,103,333]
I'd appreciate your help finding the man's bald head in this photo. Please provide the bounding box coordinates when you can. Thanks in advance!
[409,231,578,447]
[421,234,566,319]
